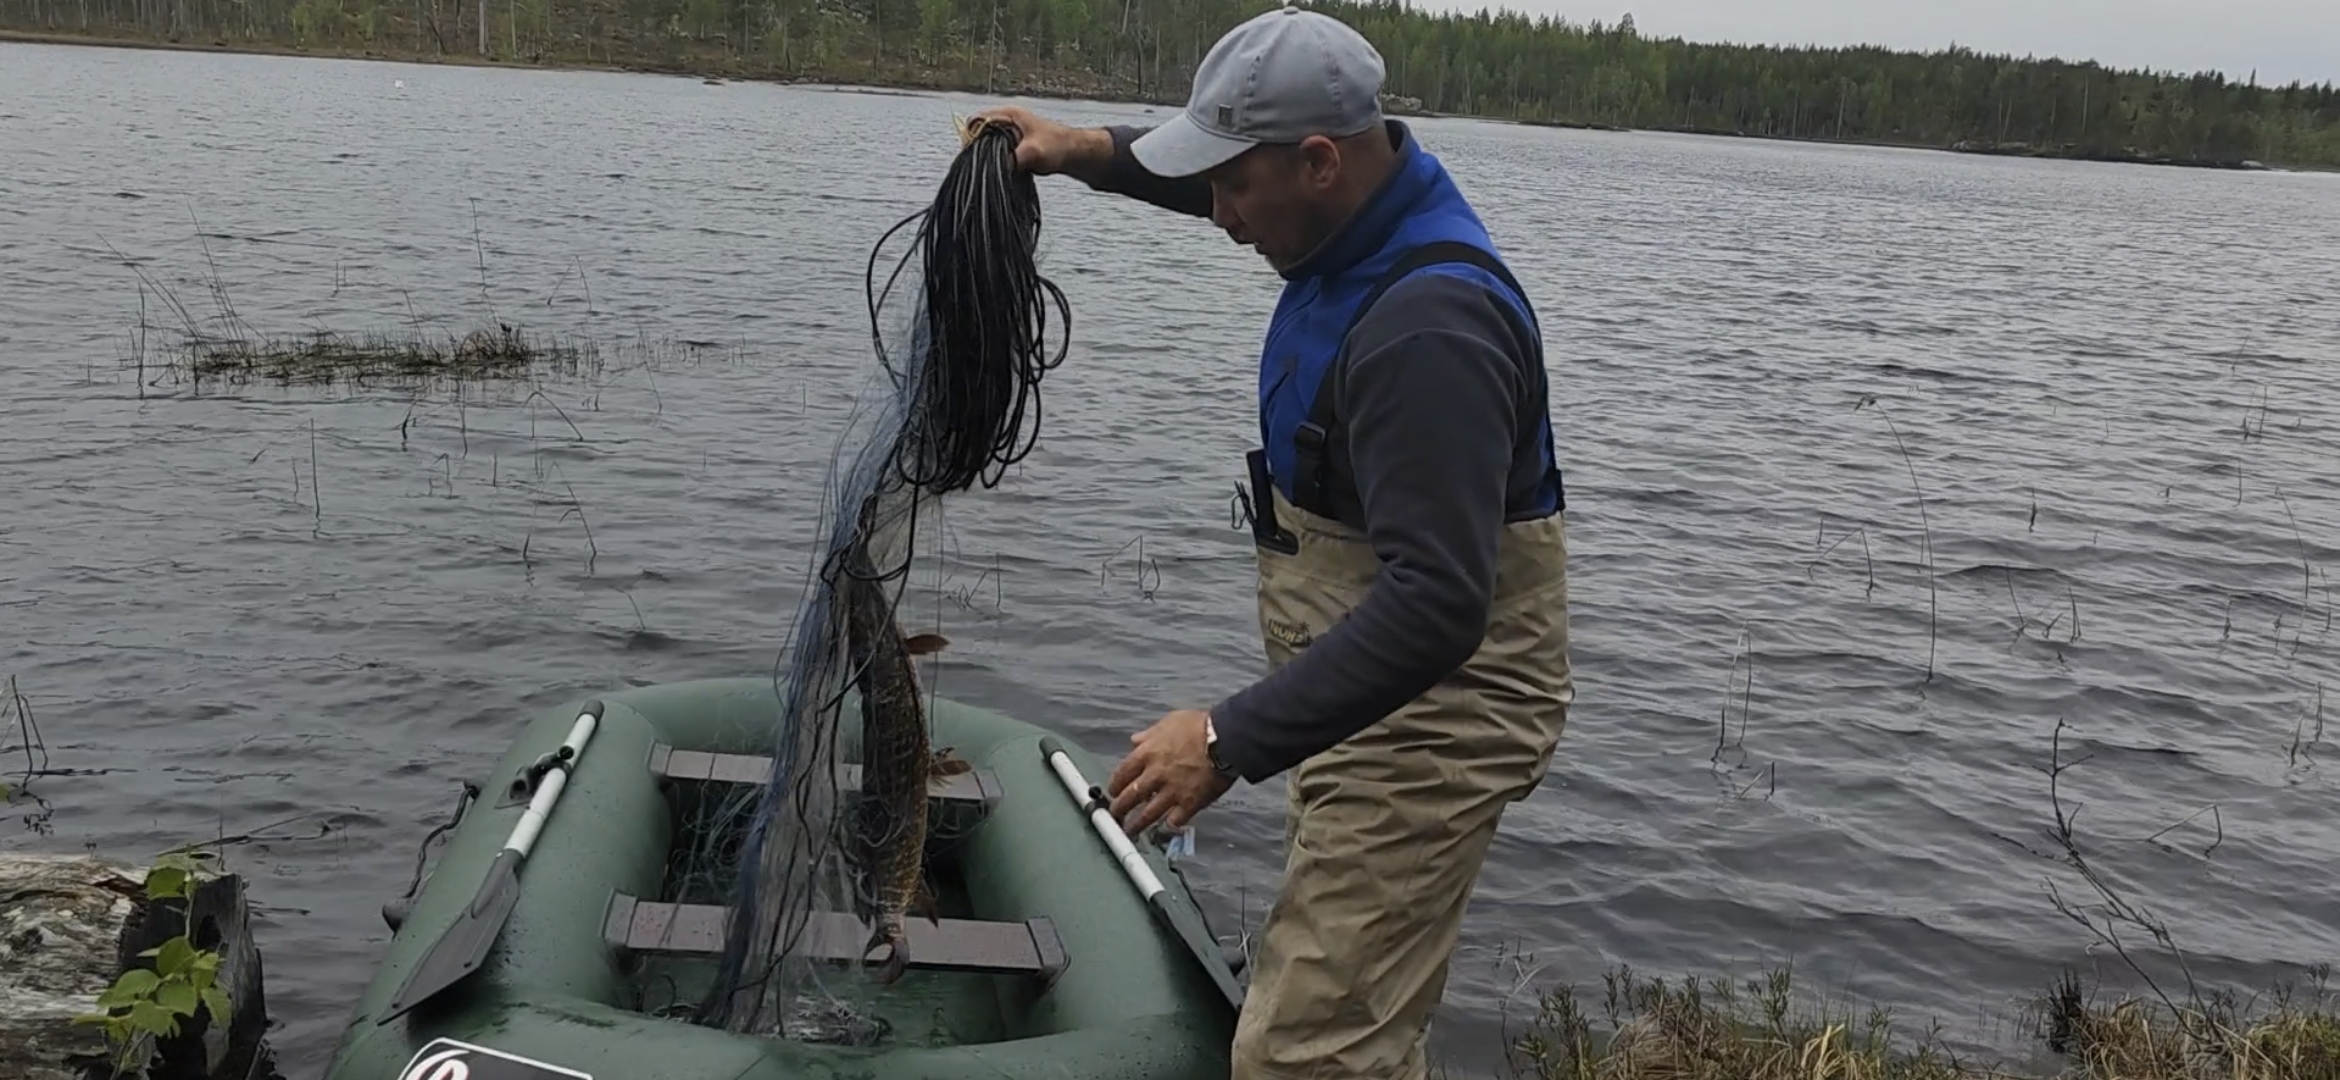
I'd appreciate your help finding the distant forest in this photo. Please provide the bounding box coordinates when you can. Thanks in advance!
[6,0,2338,167]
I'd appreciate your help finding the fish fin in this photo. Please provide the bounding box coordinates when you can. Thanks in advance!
[928,747,974,778]
[902,633,951,656]
[910,879,943,925]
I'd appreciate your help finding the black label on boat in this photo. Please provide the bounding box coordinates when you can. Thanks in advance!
[396,1038,594,1080]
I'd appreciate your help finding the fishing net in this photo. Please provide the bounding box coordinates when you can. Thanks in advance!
[684,117,1071,1040]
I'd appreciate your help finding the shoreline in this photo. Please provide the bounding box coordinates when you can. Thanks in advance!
[0,29,2319,173]
[0,29,1163,107]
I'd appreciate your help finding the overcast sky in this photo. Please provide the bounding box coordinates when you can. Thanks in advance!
[1418,0,2340,87]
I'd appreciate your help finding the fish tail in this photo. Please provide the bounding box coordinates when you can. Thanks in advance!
[865,914,909,986]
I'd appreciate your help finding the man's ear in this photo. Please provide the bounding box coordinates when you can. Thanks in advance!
[1296,134,1342,189]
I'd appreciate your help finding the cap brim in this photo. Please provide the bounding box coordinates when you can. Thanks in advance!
[1130,112,1257,178]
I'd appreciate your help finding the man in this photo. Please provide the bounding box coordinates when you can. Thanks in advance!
[974,5,1572,1078]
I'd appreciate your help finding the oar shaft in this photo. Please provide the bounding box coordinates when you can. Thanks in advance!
[1039,738,1166,900]
[505,710,598,857]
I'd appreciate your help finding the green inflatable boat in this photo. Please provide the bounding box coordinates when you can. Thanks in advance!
[321,678,1245,1080]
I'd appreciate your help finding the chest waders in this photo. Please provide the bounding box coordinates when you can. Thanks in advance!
[1227,243,1575,1080]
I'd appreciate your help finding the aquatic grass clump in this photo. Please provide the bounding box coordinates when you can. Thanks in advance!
[102,221,642,398]
[176,324,596,388]
[1510,964,1982,1080]
[1506,963,2340,1080]
[2040,969,2340,1080]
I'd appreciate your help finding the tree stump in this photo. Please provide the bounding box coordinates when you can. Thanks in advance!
[0,853,277,1080]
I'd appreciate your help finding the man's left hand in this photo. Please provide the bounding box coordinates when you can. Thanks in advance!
[1108,708,1235,836]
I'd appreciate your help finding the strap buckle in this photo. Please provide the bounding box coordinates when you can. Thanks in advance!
[1288,422,1330,517]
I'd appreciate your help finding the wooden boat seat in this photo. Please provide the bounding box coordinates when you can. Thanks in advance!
[646,744,1000,804]
[602,893,1068,982]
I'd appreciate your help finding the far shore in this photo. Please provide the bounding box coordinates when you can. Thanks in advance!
[3,28,2322,174]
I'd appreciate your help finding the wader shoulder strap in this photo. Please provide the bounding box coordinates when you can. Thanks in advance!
[1288,241,1548,519]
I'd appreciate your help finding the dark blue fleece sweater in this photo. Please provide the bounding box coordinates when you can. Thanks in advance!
[1085,120,1560,782]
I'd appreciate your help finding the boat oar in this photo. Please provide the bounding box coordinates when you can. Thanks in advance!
[1037,736,1246,1013]
[379,700,604,1024]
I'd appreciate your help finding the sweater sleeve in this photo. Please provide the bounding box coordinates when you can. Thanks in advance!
[1206,270,1528,781]
[1080,125,1215,219]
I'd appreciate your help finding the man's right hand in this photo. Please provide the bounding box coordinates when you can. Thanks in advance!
[969,104,1115,180]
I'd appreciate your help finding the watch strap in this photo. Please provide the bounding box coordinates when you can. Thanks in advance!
[1204,715,1238,778]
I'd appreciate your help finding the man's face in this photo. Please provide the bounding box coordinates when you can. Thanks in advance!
[1201,139,1342,272]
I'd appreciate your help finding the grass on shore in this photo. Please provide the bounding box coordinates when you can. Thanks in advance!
[1505,964,2340,1080]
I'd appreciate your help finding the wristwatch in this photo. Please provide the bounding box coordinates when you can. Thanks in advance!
[1204,714,1238,780]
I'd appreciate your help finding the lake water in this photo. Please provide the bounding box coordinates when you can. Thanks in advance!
[4,39,2339,1080]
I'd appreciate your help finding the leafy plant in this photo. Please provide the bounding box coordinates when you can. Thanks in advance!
[74,853,234,1077]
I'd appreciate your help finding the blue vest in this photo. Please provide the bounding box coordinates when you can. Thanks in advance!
[1244,126,1563,551]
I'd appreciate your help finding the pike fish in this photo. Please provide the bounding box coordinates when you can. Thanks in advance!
[838,545,973,986]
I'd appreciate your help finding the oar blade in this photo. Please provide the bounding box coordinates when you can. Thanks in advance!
[1146,888,1247,1012]
[378,847,524,1024]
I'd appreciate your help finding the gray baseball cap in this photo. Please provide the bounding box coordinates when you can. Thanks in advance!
[1130,2,1387,178]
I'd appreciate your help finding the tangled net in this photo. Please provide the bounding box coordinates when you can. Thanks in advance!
[686,117,1071,1039]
